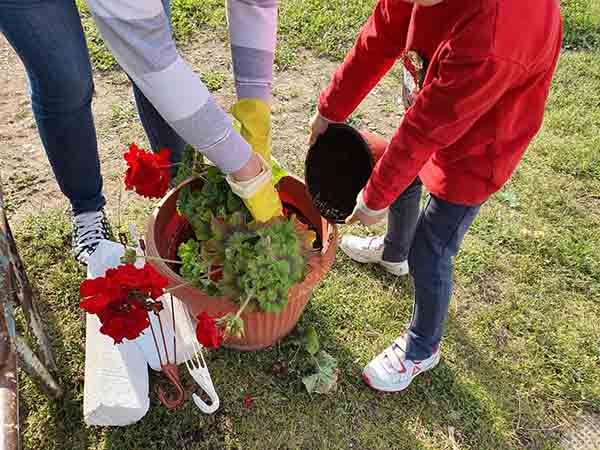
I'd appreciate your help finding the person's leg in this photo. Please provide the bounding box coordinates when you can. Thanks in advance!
[382,177,423,263]
[130,0,185,167]
[362,193,481,392]
[0,0,105,215]
[404,195,481,360]
[340,177,422,276]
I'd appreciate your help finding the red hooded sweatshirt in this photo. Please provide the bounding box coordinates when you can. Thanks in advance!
[318,0,562,210]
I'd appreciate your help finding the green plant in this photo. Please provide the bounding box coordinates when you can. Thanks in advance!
[178,211,313,313]
[299,325,339,394]
[561,0,600,50]
[171,145,205,186]
[175,161,317,337]
[178,239,214,293]
[176,164,250,241]
[217,218,307,313]
[200,70,228,92]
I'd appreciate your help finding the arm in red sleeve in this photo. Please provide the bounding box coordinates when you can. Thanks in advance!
[362,53,523,210]
[317,0,413,122]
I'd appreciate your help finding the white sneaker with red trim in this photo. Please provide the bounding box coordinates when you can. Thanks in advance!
[340,235,408,276]
[362,336,440,392]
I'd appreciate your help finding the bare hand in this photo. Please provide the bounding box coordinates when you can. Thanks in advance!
[345,205,386,226]
[308,112,330,147]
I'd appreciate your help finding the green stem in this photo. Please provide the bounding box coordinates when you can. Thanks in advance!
[163,269,222,294]
[125,248,183,265]
[164,282,191,294]
[158,162,183,169]
[235,295,253,319]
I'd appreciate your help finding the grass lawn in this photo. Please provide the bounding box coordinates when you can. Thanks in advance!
[15,1,600,449]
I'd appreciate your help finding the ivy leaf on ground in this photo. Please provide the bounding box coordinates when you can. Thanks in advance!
[302,350,338,394]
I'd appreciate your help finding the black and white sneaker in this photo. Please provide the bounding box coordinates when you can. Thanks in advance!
[72,209,112,265]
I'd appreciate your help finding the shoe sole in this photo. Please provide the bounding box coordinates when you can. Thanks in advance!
[362,354,441,393]
[340,243,408,277]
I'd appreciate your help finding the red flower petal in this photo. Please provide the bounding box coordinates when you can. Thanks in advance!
[97,301,150,344]
[157,148,171,162]
[195,312,221,349]
[80,277,106,297]
[80,263,158,344]
[243,394,253,409]
[80,295,113,315]
[122,144,171,199]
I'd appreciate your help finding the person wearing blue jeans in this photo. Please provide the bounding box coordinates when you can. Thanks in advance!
[309,0,560,392]
[332,178,480,391]
[0,0,185,264]
[383,177,481,360]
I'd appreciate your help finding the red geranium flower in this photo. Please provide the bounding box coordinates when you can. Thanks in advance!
[80,263,168,344]
[108,263,168,299]
[195,312,222,349]
[98,299,150,344]
[124,143,171,199]
[80,276,125,314]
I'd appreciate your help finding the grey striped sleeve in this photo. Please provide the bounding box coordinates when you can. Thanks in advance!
[85,0,252,173]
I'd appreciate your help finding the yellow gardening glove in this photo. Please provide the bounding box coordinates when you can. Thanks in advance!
[231,98,272,161]
[230,99,283,221]
[226,154,283,222]
[231,98,288,185]
[244,178,283,223]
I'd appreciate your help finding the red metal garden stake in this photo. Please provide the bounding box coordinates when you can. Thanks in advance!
[142,239,186,410]
[147,299,186,410]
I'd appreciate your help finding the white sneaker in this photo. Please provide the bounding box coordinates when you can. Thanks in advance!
[339,235,409,276]
[72,209,112,265]
[362,336,440,392]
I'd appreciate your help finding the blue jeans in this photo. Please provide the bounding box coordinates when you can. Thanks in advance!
[0,0,184,215]
[383,178,481,360]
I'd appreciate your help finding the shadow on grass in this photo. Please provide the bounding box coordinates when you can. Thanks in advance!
[15,210,559,450]
[314,252,551,450]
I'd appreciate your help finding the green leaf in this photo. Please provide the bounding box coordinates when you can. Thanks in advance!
[227,190,243,212]
[210,216,227,240]
[301,373,319,393]
[206,166,222,183]
[271,157,288,185]
[315,351,337,373]
[195,222,212,241]
[302,351,339,394]
[304,325,320,355]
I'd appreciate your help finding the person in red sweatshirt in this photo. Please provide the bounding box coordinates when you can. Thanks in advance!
[309,0,562,392]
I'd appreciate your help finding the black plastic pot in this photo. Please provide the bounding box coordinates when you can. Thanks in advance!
[305,123,391,223]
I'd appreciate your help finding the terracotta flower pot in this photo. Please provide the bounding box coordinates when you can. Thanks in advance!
[145,175,338,351]
[360,129,388,164]
[305,123,389,223]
